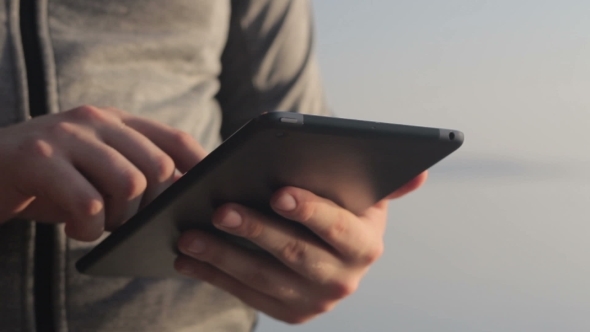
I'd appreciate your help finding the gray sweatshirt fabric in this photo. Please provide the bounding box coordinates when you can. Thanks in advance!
[0,0,330,331]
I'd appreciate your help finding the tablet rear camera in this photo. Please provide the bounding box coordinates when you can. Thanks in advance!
[449,132,455,140]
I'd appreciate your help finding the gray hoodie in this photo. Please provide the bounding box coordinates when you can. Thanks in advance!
[0,0,329,331]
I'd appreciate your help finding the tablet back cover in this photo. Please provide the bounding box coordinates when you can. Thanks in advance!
[77,113,463,277]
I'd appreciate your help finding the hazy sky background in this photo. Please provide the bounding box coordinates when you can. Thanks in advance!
[259,1,590,331]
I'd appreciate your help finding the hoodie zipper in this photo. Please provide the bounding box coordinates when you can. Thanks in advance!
[19,0,56,331]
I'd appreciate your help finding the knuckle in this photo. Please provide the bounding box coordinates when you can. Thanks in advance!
[152,154,175,182]
[68,105,109,122]
[242,218,264,239]
[242,264,270,287]
[75,196,104,219]
[171,130,196,149]
[296,201,316,223]
[326,279,358,299]
[120,170,147,199]
[48,121,78,138]
[102,107,125,117]
[280,239,308,266]
[323,217,348,242]
[25,138,54,159]
[66,196,104,240]
[362,242,384,264]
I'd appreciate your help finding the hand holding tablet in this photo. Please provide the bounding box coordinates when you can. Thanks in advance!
[77,112,463,278]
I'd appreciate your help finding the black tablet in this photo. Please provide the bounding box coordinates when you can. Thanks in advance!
[76,112,464,277]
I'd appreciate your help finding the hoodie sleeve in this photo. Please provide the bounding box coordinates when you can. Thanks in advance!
[216,0,331,140]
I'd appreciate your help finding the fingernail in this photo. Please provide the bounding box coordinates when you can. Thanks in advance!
[274,193,297,211]
[187,238,206,254]
[218,210,242,228]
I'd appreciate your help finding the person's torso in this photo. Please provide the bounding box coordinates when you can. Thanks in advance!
[0,1,257,331]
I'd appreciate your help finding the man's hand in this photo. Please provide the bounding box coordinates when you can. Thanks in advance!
[0,105,206,241]
[175,172,427,324]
